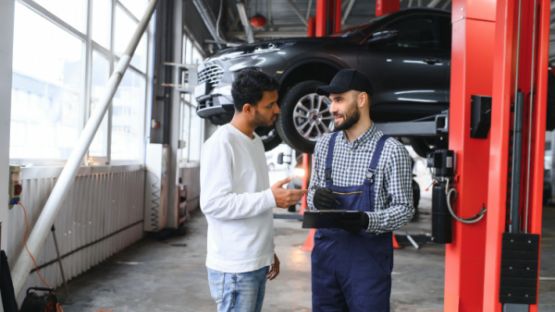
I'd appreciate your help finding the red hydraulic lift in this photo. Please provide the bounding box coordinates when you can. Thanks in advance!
[445,0,550,311]
[482,0,550,311]
[444,0,495,310]
[315,0,341,37]
[375,0,400,17]
[307,1,549,310]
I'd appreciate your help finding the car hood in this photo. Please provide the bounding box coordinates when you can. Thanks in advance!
[208,37,353,61]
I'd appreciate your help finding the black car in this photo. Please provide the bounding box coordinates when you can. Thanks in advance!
[194,8,554,154]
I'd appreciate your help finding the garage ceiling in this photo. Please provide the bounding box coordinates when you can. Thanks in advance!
[191,0,555,63]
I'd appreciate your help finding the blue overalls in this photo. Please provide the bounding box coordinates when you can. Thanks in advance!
[312,132,393,312]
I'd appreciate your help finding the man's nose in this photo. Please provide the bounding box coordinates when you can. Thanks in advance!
[329,101,338,114]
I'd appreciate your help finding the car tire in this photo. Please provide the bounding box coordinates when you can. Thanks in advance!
[255,126,282,151]
[276,80,333,153]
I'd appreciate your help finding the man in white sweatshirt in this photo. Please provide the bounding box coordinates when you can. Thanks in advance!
[200,68,306,312]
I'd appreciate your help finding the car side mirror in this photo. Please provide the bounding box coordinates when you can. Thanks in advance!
[367,30,398,45]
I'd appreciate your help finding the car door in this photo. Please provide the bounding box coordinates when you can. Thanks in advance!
[358,12,450,122]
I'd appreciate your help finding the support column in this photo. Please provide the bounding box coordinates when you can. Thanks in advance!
[375,0,400,17]
[445,1,496,311]
[0,0,14,254]
[315,0,328,37]
[315,0,341,36]
[167,0,184,229]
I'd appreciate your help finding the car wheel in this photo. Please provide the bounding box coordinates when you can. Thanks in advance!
[276,80,333,153]
[255,126,282,151]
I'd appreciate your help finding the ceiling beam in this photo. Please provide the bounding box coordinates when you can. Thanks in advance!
[236,1,255,43]
[287,0,308,26]
[342,0,356,25]
[192,0,226,47]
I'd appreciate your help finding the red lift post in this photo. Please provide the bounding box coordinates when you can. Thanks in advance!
[375,0,400,17]
[482,0,550,311]
[448,0,550,311]
[445,1,495,310]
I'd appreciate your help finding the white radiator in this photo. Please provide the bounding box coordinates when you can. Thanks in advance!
[5,165,145,297]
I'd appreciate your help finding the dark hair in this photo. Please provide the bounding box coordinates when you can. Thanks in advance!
[231,68,279,111]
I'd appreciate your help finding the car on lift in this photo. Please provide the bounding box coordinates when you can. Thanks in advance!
[194,8,450,154]
[193,8,553,155]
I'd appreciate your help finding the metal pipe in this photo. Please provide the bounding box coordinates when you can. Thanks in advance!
[236,1,255,42]
[167,0,184,229]
[11,0,159,296]
[524,0,539,234]
[514,0,523,110]
[51,225,68,296]
[509,91,525,233]
[306,0,313,20]
[342,0,356,26]
[192,0,226,47]
[427,0,442,8]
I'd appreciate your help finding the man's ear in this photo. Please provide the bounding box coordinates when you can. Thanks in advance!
[357,92,368,108]
[242,103,254,114]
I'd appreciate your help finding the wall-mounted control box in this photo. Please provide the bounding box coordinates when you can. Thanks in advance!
[9,165,22,208]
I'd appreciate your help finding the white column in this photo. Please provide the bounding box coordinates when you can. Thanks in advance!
[168,0,184,228]
[0,0,15,257]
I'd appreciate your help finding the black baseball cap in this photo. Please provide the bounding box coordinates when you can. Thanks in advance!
[316,69,373,96]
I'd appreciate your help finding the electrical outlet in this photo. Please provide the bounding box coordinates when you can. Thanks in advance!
[9,165,22,208]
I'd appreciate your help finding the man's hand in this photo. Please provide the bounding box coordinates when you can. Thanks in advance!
[267,254,280,280]
[338,212,370,233]
[271,177,307,208]
[313,188,340,210]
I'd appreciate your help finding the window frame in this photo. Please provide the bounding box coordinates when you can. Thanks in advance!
[11,0,153,166]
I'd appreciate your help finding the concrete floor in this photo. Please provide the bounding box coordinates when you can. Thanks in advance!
[57,204,555,312]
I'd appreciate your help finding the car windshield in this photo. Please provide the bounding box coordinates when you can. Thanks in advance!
[331,16,384,39]
[331,24,372,39]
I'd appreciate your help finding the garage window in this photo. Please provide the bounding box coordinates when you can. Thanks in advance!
[10,0,153,165]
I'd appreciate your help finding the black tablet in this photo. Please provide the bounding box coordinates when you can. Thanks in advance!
[302,210,364,229]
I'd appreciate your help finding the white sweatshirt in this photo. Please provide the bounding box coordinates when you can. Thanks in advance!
[200,124,276,273]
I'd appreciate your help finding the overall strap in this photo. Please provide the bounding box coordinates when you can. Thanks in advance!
[324,132,339,186]
[366,135,389,183]
[367,135,389,212]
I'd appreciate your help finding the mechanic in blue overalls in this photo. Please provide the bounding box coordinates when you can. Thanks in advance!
[308,69,414,312]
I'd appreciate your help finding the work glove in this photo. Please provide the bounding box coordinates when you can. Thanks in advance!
[338,212,370,233]
[313,188,340,210]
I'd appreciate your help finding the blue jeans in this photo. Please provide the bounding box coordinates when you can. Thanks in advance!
[207,266,269,312]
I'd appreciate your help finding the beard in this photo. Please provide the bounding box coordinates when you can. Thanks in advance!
[334,105,360,131]
[254,111,277,127]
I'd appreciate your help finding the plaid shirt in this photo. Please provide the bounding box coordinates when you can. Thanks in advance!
[308,124,414,234]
